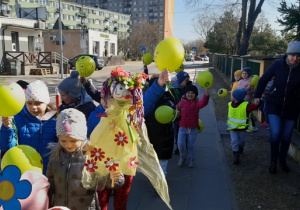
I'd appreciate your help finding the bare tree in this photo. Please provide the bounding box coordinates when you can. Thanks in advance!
[128,21,162,58]
[185,0,265,55]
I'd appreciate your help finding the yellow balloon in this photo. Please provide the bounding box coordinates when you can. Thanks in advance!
[155,105,175,124]
[143,53,153,65]
[196,71,214,88]
[0,82,25,117]
[154,37,185,73]
[75,56,96,77]
[1,145,43,174]
[218,88,228,97]
[175,64,184,73]
[250,75,260,87]
[198,119,204,133]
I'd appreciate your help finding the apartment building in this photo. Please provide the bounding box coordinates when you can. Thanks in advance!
[1,0,131,37]
[64,0,174,39]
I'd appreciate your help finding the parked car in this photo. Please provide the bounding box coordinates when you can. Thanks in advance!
[68,54,105,70]
[195,56,203,61]
[185,55,194,61]
[199,54,209,61]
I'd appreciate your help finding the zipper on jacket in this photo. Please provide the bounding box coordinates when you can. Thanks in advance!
[39,121,42,155]
[65,154,74,206]
[269,87,276,95]
[281,67,292,116]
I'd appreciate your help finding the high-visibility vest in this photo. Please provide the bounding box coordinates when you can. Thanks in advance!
[227,101,249,130]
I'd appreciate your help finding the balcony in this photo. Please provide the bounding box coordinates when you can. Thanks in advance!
[104,26,110,31]
[127,20,132,25]
[77,11,87,18]
[113,27,119,32]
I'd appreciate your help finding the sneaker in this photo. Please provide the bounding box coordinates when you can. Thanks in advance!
[188,159,195,168]
[260,121,269,127]
[246,127,258,132]
[178,157,186,167]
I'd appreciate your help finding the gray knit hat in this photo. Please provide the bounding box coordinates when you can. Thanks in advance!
[25,80,50,104]
[286,41,300,55]
[58,71,82,99]
[56,108,87,140]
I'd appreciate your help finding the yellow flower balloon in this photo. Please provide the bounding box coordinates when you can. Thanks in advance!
[196,71,214,89]
[0,82,25,117]
[218,88,228,97]
[75,56,96,77]
[1,145,43,174]
[154,37,185,73]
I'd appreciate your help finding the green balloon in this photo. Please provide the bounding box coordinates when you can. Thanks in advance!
[155,105,175,124]
[143,53,153,65]
[1,145,43,174]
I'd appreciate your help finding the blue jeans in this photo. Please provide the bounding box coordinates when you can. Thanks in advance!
[230,130,246,152]
[178,127,198,159]
[268,114,295,160]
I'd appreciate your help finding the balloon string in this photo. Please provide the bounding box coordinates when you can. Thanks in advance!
[165,82,180,102]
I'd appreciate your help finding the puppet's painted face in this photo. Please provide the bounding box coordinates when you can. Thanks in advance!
[110,83,132,101]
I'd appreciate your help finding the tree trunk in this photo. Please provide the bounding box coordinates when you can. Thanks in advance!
[237,0,265,55]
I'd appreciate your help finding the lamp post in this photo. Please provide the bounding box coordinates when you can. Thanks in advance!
[58,0,64,79]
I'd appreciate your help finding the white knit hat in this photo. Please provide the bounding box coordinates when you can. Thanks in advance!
[56,108,87,141]
[25,80,50,104]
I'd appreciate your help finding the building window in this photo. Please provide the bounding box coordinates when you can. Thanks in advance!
[40,0,47,6]
[70,15,74,21]
[49,1,54,7]
[64,14,69,20]
[65,4,68,10]
[50,12,54,18]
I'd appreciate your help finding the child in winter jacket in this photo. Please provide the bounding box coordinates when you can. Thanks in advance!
[230,70,242,94]
[47,108,124,210]
[0,80,57,174]
[176,85,210,168]
[228,89,259,165]
[58,71,96,120]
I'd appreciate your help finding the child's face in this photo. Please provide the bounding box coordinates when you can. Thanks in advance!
[59,90,77,105]
[186,91,196,100]
[242,71,249,79]
[180,78,189,88]
[26,101,47,117]
[59,135,82,153]
[234,75,241,81]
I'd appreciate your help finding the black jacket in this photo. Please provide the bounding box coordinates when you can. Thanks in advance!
[145,93,175,160]
[254,55,300,120]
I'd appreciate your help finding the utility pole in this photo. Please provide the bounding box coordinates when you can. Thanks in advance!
[58,0,64,79]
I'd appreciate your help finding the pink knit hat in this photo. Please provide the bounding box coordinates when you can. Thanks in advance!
[25,80,50,104]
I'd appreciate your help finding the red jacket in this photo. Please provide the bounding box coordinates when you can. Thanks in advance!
[177,94,210,128]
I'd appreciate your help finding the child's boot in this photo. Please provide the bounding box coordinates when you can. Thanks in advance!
[239,144,244,154]
[188,158,195,168]
[232,151,240,165]
[269,157,277,174]
[178,156,186,167]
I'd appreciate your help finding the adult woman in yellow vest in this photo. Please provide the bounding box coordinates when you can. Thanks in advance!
[228,89,259,165]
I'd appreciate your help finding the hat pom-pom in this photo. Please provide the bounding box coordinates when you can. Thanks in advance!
[71,70,79,78]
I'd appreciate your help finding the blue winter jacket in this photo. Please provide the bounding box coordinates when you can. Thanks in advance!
[0,106,57,174]
[86,78,166,137]
[254,55,300,120]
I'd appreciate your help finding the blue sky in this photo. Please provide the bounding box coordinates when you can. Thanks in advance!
[173,0,295,43]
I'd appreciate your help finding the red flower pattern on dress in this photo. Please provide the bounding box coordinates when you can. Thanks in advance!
[91,148,105,161]
[127,156,139,170]
[104,158,120,171]
[114,131,129,146]
[84,159,98,173]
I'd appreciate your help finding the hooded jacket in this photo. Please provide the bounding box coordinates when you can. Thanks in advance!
[254,55,300,120]
[59,88,96,121]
